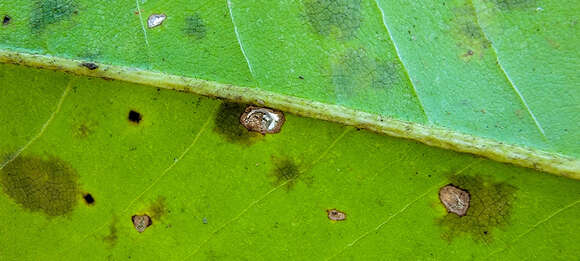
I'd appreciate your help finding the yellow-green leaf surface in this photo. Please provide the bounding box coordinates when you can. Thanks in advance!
[0,0,579,260]
[1,64,579,260]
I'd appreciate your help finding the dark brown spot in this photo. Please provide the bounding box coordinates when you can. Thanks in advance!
[80,62,98,70]
[132,214,152,233]
[240,106,285,134]
[439,184,470,216]
[327,209,346,221]
[83,193,95,205]
[128,110,142,124]
[2,15,11,25]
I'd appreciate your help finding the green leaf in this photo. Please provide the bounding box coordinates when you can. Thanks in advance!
[0,0,579,259]
[0,62,579,260]
[1,0,579,176]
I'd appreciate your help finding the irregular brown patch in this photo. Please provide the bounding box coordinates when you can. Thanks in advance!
[327,209,347,221]
[0,155,79,216]
[132,214,152,233]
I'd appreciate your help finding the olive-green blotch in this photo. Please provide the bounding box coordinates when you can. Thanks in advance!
[304,0,362,40]
[31,0,77,33]
[271,156,301,190]
[213,102,261,145]
[0,155,80,216]
[438,175,517,243]
[184,13,207,40]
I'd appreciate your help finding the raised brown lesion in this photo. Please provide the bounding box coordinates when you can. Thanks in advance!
[240,106,285,134]
[439,184,470,216]
[327,209,347,221]
[132,214,152,233]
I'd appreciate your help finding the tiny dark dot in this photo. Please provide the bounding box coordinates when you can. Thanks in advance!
[83,193,95,205]
[81,62,98,70]
[128,110,142,123]
[298,75,304,80]
[2,15,11,25]
[483,231,488,235]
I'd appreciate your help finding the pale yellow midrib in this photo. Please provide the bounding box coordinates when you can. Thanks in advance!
[0,50,578,179]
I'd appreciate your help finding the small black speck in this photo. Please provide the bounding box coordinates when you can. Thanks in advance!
[128,110,142,124]
[2,15,11,25]
[483,231,488,235]
[298,75,304,80]
[83,193,95,205]
[81,62,98,70]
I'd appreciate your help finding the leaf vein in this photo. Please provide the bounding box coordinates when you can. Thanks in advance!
[183,127,352,260]
[486,198,580,259]
[0,79,72,170]
[471,3,545,137]
[373,0,430,123]
[326,158,482,260]
[227,0,257,84]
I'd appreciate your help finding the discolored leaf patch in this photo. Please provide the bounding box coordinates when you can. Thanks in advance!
[304,0,362,40]
[450,2,491,61]
[490,0,537,11]
[31,0,78,33]
[270,156,301,191]
[0,155,80,216]
[213,102,261,145]
[147,196,168,221]
[103,216,118,247]
[184,13,207,40]
[437,175,517,243]
[332,48,405,105]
